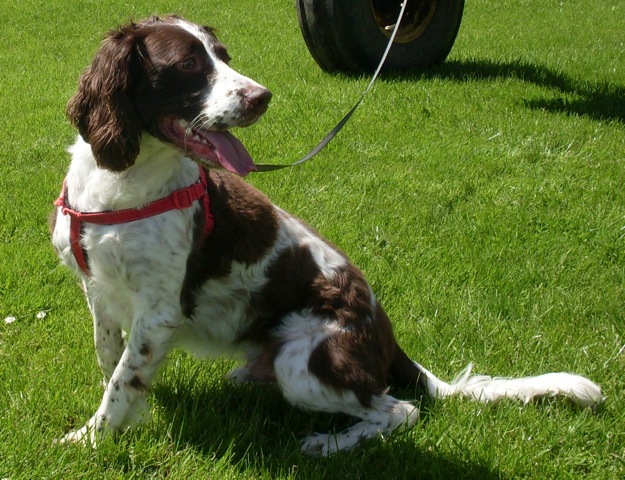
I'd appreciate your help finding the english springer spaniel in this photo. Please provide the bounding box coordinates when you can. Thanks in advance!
[51,15,603,455]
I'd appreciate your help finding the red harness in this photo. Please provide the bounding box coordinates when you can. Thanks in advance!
[54,168,214,277]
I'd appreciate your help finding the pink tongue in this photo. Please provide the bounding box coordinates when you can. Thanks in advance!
[204,131,257,176]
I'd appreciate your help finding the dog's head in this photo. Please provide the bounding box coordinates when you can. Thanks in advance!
[67,15,271,175]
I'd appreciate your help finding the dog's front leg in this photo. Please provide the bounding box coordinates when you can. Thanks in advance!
[58,313,175,446]
[89,297,126,384]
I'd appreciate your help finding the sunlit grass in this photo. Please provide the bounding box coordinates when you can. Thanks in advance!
[1,0,624,478]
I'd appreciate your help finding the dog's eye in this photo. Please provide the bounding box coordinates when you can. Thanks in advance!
[178,58,196,71]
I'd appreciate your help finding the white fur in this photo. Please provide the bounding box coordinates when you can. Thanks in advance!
[174,17,269,130]
[415,362,604,408]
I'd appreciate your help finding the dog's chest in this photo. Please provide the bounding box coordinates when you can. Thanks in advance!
[54,206,196,278]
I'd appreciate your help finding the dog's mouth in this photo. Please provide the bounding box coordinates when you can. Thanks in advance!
[160,118,257,176]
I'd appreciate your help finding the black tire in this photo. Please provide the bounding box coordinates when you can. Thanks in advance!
[296,0,465,73]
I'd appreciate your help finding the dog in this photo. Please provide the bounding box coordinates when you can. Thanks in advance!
[51,15,603,455]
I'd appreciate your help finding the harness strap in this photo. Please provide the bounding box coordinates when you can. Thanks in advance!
[55,168,213,276]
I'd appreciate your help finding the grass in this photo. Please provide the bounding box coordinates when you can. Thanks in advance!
[1,0,624,478]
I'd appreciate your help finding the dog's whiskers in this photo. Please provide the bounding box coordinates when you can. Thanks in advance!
[183,114,212,145]
[180,114,204,148]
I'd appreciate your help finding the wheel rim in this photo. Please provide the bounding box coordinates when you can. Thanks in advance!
[371,0,437,44]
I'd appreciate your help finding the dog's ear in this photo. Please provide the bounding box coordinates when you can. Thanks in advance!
[66,25,143,172]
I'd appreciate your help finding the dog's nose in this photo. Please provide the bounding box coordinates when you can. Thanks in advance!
[243,87,272,114]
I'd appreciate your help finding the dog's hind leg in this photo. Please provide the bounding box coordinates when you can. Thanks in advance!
[296,393,418,456]
[273,312,418,456]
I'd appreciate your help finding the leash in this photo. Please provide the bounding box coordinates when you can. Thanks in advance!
[254,1,407,172]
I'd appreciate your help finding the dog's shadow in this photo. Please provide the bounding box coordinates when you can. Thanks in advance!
[382,57,625,124]
[151,368,505,480]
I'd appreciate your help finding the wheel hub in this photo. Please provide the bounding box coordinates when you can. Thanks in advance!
[371,0,437,43]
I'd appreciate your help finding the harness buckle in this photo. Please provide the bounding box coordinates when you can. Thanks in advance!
[172,188,194,209]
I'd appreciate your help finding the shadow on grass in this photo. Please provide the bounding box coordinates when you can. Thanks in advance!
[152,380,506,480]
[382,57,625,124]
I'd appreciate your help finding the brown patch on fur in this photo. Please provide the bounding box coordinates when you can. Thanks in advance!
[66,24,143,172]
[308,302,398,407]
[250,234,371,326]
[139,342,152,360]
[253,231,400,407]
[388,347,428,393]
[180,170,279,317]
[251,245,322,318]
[310,263,373,329]
[128,375,147,391]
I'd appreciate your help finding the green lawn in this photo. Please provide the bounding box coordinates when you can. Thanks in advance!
[1,0,624,478]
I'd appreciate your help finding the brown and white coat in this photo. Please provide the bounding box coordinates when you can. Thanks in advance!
[51,15,603,455]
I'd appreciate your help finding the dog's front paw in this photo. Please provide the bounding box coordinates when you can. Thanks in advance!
[54,415,103,448]
[54,425,98,448]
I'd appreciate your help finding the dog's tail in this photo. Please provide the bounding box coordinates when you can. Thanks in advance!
[390,348,604,409]
[414,361,604,408]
